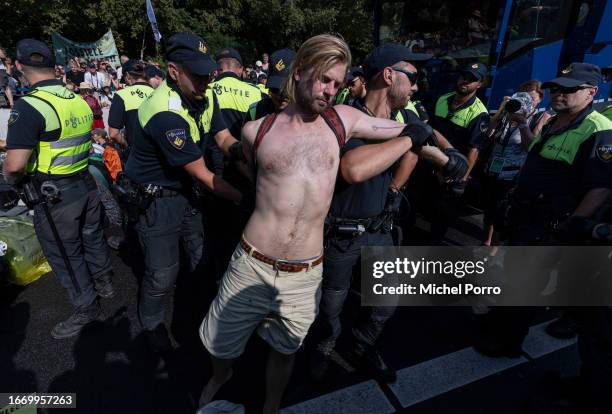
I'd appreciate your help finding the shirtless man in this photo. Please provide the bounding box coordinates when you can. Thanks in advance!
[199,34,454,413]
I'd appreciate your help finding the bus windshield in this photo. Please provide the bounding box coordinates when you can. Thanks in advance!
[502,0,576,61]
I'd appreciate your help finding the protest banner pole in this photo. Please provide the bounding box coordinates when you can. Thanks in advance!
[140,21,147,61]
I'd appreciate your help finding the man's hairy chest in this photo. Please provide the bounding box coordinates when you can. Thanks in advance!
[257,130,340,177]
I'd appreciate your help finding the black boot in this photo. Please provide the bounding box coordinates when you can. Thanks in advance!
[345,342,397,383]
[546,313,579,339]
[94,272,115,299]
[472,333,524,358]
[309,340,335,382]
[51,301,100,339]
[144,324,173,354]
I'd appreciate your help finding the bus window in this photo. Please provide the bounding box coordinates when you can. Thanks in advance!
[502,0,575,62]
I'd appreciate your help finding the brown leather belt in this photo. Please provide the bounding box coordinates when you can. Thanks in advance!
[240,237,323,272]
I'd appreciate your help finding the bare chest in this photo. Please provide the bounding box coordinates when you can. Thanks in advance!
[257,130,340,176]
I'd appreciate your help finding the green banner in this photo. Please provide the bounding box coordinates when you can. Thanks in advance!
[51,30,120,66]
[0,404,36,414]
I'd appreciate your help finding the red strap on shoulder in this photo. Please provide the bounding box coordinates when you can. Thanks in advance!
[253,112,278,159]
[321,106,346,148]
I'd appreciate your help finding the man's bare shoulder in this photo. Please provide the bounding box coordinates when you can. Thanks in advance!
[330,104,365,134]
[242,117,265,145]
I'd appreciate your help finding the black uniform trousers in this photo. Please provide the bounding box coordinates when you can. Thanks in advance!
[578,307,612,411]
[409,166,461,244]
[33,172,112,309]
[135,194,204,331]
[480,211,612,410]
[315,230,397,349]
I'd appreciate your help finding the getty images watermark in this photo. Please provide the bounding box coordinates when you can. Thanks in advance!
[361,246,612,307]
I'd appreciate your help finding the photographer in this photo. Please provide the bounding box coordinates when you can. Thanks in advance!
[481,80,549,246]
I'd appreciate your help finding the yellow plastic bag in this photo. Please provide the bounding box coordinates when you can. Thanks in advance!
[0,216,51,285]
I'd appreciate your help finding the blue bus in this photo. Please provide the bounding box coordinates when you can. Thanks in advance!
[371,0,612,111]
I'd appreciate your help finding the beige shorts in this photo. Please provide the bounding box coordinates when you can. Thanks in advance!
[200,242,323,358]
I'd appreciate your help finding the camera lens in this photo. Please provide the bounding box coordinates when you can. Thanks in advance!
[505,99,522,113]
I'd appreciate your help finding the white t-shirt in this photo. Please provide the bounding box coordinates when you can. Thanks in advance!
[84,71,106,90]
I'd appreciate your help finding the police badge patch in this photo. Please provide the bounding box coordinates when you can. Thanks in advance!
[166,129,187,149]
[596,144,612,162]
[479,118,490,133]
[7,110,19,125]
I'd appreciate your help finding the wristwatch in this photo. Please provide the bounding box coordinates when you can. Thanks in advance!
[594,224,611,240]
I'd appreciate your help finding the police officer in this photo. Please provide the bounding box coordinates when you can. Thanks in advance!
[426,62,490,242]
[334,66,366,106]
[108,59,153,149]
[398,98,430,124]
[474,63,612,357]
[208,46,265,167]
[309,43,468,382]
[124,32,241,352]
[256,73,269,95]
[106,60,154,249]
[205,47,266,280]
[144,64,164,89]
[3,39,113,339]
[246,48,296,121]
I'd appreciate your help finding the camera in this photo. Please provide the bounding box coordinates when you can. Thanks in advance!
[504,92,533,117]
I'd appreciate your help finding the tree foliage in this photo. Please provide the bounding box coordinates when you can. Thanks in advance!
[0,0,373,64]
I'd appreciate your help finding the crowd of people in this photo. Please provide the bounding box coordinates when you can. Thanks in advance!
[1,28,612,414]
[393,8,495,59]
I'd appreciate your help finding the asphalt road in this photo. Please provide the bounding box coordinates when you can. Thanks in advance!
[0,210,581,414]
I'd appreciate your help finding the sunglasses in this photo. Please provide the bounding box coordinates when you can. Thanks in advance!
[459,73,480,83]
[549,85,593,94]
[391,66,418,84]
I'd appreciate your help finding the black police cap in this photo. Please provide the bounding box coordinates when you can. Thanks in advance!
[459,62,488,82]
[215,47,243,66]
[542,63,602,88]
[144,64,165,79]
[346,66,365,83]
[363,43,431,80]
[165,32,216,76]
[16,39,55,68]
[267,48,296,90]
[122,59,142,74]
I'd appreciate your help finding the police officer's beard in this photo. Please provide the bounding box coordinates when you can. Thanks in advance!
[389,82,409,111]
[455,84,472,97]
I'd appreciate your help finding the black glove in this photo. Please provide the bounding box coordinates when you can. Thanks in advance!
[555,215,598,241]
[228,141,247,163]
[385,189,402,213]
[441,148,468,182]
[228,141,247,162]
[399,123,432,148]
[449,180,467,196]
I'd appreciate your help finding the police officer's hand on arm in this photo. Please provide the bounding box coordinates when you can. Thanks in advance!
[144,110,243,203]
[339,134,423,184]
[339,105,468,183]
[183,157,242,202]
[214,128,239,158]
[336,104,450,167]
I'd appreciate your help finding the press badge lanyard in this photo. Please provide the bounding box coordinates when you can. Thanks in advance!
[489,121,518,175]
